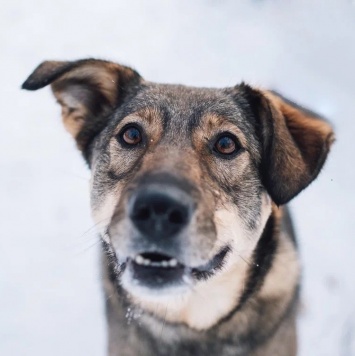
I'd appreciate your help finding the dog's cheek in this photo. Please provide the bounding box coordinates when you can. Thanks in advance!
[91,193,118,242]
[214,192,272,263]
[90,170,123,240]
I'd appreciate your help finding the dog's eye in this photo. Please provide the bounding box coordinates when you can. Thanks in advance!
[214,134,239,156]
[119,126,142,146]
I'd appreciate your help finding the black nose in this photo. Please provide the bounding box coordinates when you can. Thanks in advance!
[129,190,191,238]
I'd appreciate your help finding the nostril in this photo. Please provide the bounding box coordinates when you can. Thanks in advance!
[134,205,151,221]
[168,209,186,225]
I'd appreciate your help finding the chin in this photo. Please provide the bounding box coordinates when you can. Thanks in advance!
[118,246,231,302]
[119,255,191,303]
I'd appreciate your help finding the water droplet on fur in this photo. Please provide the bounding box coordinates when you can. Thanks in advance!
[125,307,143,325]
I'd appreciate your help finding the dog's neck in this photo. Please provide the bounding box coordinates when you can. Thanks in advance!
[102,207,300,355]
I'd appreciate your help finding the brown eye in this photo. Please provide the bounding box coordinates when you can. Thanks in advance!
[120,126,142,146]
[214,134,239,156]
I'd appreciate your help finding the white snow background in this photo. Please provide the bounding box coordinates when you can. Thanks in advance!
[0,0,354,355]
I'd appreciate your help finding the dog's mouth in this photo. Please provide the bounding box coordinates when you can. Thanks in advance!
[122,246,231,290]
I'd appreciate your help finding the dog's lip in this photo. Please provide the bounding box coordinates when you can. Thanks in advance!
[191,245,231,280]
[126,245,231,281]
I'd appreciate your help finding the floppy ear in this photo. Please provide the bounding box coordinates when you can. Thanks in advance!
[239,84,335,205]
[22,59,142,154]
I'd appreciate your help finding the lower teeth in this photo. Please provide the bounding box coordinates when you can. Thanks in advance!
[134,255,178,268]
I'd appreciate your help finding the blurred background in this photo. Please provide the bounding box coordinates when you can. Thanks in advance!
[1,0,354,355]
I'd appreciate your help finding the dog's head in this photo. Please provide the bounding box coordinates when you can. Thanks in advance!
[23,59,334,326]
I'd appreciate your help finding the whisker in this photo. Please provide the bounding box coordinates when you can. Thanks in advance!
[237,254,253,266]
[237,252,260,269]
[72,239,102,257]
[65,216,113,251]
[159,304,169,338]
[78,217,112,240]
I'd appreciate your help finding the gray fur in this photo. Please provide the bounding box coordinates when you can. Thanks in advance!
[22,59,334,356]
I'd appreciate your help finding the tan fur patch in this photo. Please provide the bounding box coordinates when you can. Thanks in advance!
[259,206,300,300]
[55,95,87,137]
[54,62,129,106]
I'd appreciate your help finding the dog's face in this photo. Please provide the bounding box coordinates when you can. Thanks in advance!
[23,59,334,329]
[91,83,272,299]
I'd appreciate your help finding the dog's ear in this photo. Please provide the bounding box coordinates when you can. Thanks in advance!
[239,84,334,205]
[22,59,142,153]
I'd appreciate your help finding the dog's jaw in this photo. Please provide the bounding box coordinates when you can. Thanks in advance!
[120,192,272,330]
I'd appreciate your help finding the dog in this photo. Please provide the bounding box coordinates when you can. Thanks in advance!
[22,59,334,356]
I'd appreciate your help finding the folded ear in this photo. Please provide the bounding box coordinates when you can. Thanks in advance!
[22,59,142,153]
[239,84,335,205]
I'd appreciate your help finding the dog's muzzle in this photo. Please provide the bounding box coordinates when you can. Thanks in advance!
[124,184,194,288]
[109,174,230,292]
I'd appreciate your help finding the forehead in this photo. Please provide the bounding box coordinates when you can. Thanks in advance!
[118,83,255,134]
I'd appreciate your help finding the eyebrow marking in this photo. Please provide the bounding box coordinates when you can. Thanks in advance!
[198,113,248,147]
[113,107,165,135]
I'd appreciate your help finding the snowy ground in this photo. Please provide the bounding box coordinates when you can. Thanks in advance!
[1,0,354,355]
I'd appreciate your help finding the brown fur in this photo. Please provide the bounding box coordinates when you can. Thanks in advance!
[22,58,334,356]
